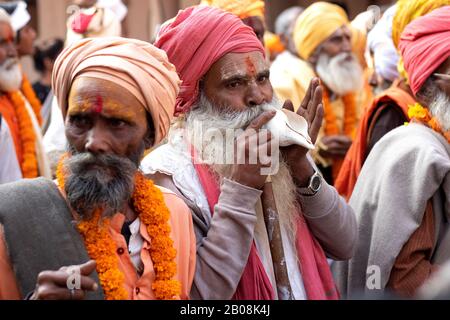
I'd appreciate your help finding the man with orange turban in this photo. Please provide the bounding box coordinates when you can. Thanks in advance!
[334,6,450,298]
[282,2,367,185]
[0,37,196,300]
[144,5,356,300]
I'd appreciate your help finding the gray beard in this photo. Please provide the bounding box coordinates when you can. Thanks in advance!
[182,93,298,242]
[428,90,450,132]
[0,59,23,93]
[315,52,363,96]
[63,146,142,220]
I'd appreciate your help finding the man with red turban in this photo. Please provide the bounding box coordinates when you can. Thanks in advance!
[334,6,450,298]
[143,5,356,300]
[0,37,196,300]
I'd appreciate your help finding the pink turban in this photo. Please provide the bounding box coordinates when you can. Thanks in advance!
[399,6,450,95]
[52,37,180,145]
[155,5,265,115]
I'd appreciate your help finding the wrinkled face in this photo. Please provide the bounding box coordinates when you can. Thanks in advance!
[16,24,36,56]
[310,25,352,65]
[242,16,265,46]
[0,22,17,65]
[202,51,273,112]
[66,77,152,160]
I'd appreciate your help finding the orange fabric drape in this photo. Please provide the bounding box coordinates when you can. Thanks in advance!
[334,85,416,201]
[322,90,358,182]
[0,95,23,164]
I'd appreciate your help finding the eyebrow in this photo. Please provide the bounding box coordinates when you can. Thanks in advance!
[68,109,136,123]
[222,68,270,83]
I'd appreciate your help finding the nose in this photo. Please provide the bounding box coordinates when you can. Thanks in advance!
[341,36,352,54]
[369,71,379,87]
[245,82,266,107]
[84,126,110,154]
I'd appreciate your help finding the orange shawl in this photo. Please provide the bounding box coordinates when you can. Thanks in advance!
[335,85,416,200]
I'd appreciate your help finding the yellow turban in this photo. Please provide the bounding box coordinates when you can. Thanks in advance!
[200,0,264,19]
[293,2,349,60]
[392,0,450,48]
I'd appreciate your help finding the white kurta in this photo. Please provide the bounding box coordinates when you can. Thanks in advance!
[0,120,22,184]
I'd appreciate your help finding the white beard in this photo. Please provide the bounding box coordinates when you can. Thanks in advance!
[316,52,363,96]
[183,93,298,242]
[0,59,23,93]
[428,90,450,132]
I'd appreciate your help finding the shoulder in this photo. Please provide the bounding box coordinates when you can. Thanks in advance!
[158,185,193,225]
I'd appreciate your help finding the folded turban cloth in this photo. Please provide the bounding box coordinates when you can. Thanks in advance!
[399,6,450,95]
[293,2,349,61]
[367,5,399,82]
[52,37,180,145]
[200,0,264,19]
[392,0,450,49]
[155,5,265,115]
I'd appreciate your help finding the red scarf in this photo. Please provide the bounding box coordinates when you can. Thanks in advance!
[191,148,339,300]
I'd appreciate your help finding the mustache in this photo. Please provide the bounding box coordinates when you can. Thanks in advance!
[63,151,138,220]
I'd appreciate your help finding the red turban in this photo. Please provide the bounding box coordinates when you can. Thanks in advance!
[155,5,265,115]
[399,6,450,95]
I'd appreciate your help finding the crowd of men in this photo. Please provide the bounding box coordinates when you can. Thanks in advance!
[0,0,450,300]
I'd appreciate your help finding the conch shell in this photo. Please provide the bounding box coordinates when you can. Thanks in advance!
[263,109,315,149]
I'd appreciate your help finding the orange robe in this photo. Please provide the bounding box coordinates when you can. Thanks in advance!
[334,83,416,200]
[0,95,23,165]
[0,185,196,300]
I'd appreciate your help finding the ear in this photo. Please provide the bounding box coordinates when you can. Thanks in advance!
[144,114,156,148]
[308,50,319,66]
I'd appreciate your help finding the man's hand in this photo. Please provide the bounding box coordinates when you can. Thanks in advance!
[318,135,352,158]
[230,110,276,190]
[281,77,324,187]
[30,260,98,300]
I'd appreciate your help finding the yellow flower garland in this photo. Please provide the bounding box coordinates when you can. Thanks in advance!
[407,103,450,143]
[7,91,39,178]
[56,155,181,300]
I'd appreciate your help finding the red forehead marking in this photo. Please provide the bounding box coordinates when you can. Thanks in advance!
[93,95,103,113]
[245,56,256,76]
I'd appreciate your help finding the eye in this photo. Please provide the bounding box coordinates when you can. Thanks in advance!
[109,118,128,128]
[258,74,268,83]
[227,80,242,89]
[69,115,91,128]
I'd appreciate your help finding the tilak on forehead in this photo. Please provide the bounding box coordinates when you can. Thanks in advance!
[218,52,267,81]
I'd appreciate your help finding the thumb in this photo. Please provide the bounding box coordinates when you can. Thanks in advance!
[282,99,295,112]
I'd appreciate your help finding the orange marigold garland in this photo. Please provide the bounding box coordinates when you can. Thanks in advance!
[8,91,39,178]
[56,155,180,300]
[408,103,450,143]
[21,74,42,126]
[322,88,358,138]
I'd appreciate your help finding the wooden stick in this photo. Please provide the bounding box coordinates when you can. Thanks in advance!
[261,177,294,300]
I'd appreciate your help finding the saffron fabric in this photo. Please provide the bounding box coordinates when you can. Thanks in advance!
[200,0,264,19]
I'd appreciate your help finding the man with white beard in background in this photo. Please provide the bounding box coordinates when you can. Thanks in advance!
[0,9,50,182]
[288,2,366,184]
[334,6,450,298]
[142,5,356,300]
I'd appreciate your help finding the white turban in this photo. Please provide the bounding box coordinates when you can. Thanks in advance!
[0,1,30,32]
[367,5,399,82]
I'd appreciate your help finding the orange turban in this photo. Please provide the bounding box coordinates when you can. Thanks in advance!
[52,37,180,145]
[200,0,264,19]
[293,2,349,60]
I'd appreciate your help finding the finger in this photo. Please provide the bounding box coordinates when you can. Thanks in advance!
[282,99,294,112]
[310,104,324,143]
[38,270,98,291]
[34,285,86,300]
[79,260,97,276]
[309,85,323,123]
[299,78,314,110]
[246,110,276,131]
